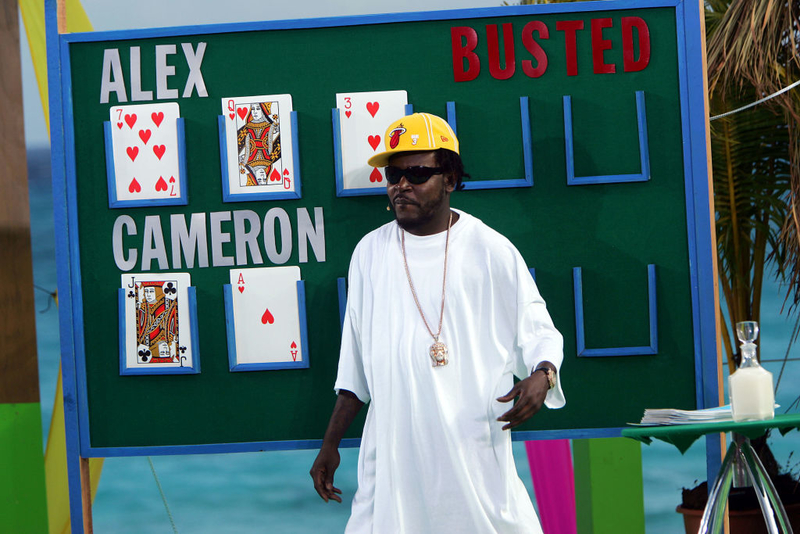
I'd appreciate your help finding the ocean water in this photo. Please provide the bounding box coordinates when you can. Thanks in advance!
[27,146,800,532]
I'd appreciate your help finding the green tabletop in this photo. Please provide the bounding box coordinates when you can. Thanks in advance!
[621,413,800,454]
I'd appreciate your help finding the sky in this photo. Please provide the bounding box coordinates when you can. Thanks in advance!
[20,0,508,147]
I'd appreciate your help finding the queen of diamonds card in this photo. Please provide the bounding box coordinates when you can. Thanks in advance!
[120,273,198,375]
[220,94,297,199]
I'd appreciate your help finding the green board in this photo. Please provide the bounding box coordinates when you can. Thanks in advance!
[56,1,715,453]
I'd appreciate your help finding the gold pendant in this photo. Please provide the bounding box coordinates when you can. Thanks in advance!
[429,340,449,367]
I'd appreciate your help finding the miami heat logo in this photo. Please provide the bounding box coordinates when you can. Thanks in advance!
[389,125,407,149]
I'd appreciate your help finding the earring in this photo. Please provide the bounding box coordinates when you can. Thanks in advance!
[386,205,391,211]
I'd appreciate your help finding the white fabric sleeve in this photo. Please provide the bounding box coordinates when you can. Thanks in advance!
[333,251,371,403]
[514,255,566,409]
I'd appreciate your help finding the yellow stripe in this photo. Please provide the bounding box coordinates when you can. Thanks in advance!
[421,113,434,147]
[19,0,93,137]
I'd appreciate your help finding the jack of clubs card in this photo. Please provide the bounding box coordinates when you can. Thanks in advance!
[120,273,199,375]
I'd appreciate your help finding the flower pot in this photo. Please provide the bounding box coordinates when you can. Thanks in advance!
[676,502,800,533]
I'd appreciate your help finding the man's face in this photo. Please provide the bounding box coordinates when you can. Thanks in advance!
[386,151,454,234]
[250,104,264,121]
[143,287,156,303]
[158,342,170,359]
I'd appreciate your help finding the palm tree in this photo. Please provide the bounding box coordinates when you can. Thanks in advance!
[706,0,800,374]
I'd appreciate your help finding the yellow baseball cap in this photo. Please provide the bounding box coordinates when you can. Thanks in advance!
[367,112,460,168]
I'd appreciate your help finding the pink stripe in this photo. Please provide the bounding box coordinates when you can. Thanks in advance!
[526,440,576,534]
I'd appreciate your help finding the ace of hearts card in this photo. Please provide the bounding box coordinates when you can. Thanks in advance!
[119,272,199,375]
[105,102,187,207]
[220,94,298,201]
[335,90,408,194]
[225,266,308,371]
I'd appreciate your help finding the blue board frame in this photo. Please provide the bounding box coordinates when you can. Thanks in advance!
[48,0,718,506]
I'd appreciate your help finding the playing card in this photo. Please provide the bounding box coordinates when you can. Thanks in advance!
[228,266,303,365]
[336,90,408,190]
[221,94,296,196]
[121,272,194,371]
[109,103,182,201]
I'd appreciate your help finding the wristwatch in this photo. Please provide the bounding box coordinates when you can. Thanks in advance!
[533,366,556,390]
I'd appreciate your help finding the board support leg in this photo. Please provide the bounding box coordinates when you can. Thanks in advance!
[80,457,94,533]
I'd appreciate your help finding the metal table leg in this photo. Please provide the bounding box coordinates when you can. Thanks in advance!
[698,437,794,534]
[740,439,793,533]
[699,442,738,533]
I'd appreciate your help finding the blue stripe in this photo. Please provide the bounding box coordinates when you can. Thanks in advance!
[223,284,238,371]
[291,110,302,197]
[520,96,533,186]
[564,91,650,185]
[60,0,682,44]
[80,427,626,457]
[446,101,457,135]
[45,0,85,530]
[675,0,723,483]
[218,114,232,201]
[118,288,126,375]
[450,96,534,190]
[573,265,658,357]
[332,108,345,196]
[103,122,117,207]
[177,117,188,202]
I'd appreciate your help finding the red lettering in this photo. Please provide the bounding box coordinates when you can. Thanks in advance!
[451,26,480,82]
[522,21,549,78]
[591,18,615,74]
[487,23,516,80]
[556,20,584,76]
[622,17,650,72]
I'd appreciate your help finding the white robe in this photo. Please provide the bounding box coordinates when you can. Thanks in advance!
[335,209,565,534]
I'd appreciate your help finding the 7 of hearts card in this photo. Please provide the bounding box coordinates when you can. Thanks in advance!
[218,94,301,202]
[119,272,200,375]
[333,90,409,196]
[223,266,309,371]
[104,102,188,208]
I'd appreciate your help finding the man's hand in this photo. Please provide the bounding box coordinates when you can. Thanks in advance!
[310,445,343,503]
[496,369,550,430]
[309,390,364,503]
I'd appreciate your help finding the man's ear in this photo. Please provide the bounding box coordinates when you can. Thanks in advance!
[444,172,457,193]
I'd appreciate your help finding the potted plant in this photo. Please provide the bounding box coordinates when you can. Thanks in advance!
[676,0,800,529]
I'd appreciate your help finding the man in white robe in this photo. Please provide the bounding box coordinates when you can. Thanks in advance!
[311,113,565,533]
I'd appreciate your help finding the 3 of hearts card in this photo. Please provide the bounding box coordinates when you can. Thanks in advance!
[334,90,408,196]
[224,266,309,371]
[119,272,200,375]
[219,94,300,201]
[105,103,187,208]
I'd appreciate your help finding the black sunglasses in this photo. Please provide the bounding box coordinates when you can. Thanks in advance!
[385,166,443,185]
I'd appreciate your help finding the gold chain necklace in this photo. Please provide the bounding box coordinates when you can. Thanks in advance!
[400,212,453,367]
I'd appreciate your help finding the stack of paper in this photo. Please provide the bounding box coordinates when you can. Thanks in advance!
[637,405,733,425]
